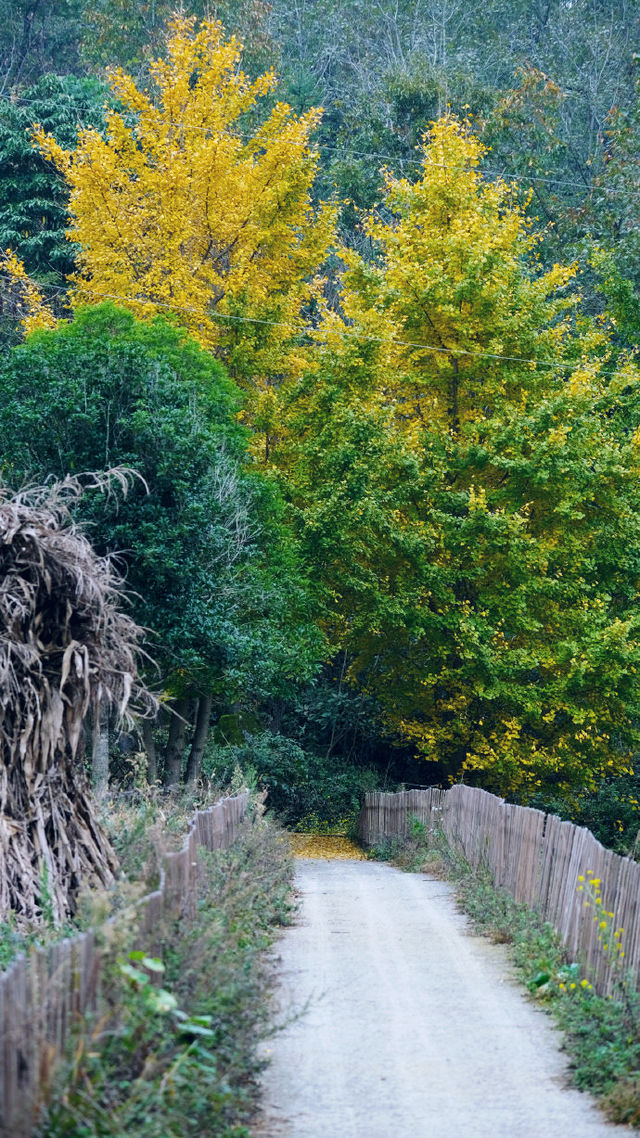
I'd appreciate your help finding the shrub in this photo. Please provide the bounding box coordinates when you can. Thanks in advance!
[38,814,293,1138]
[204,731,380,831]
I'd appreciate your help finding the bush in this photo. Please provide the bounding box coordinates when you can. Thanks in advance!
[39,814,293,1138]
[204,731,380,831]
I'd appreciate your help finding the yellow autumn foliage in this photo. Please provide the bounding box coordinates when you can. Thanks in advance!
[288,834,367,860]
[1,250,58,334]
[34,16,335,393]
[319,116,577,440]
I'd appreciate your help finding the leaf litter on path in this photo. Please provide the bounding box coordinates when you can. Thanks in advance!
[288,834,367,860]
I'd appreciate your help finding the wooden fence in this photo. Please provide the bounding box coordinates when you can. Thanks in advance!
[0,792,249,1138]
[359,785,640,996]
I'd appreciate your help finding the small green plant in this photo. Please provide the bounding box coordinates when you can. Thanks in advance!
[118,951,178,1015]
[600,1076,640,1128]
[368,836,404,862]
[39,861,56,929]
[0,915,27,971]
[40,814,293,1138]
[371,824,640,1126]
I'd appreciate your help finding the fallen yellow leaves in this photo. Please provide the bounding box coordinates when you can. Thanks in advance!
[288,834,367,860]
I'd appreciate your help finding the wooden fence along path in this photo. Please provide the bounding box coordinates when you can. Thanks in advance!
[359,785,640,996]
[0,792,249,1138]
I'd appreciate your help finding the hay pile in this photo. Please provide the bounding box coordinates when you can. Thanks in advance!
[0,473,152,924]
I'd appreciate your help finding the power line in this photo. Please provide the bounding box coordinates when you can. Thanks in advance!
[1,88,639,201]
[1,270,628,376]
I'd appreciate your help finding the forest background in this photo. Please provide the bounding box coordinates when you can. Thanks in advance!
[2,0,640,850]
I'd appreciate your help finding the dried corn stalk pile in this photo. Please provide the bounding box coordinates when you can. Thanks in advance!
[0,474,151,925]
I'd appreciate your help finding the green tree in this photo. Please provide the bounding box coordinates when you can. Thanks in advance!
[0,303,321,784]
[278,118,640,801]
[0,74,107,281]
[284,341,640,804]
[0,74,108,349]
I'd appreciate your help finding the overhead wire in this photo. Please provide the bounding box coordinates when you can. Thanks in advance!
[0,271,629,378]
[0,88,638,200]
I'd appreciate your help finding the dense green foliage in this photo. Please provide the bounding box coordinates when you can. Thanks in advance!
[283,380,640,798]
[0,74,109,347]
[0,304,321,783]
[206,730,380,832]
[2,7,640,826]
[0,75,107,280]
[40,811,293,1138]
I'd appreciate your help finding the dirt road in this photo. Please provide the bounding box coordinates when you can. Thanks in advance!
[256,856,620,1138]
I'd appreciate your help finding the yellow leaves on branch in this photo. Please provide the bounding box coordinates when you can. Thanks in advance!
[320,116,577,437]
[34,17,335,388]
[1,250,57,334]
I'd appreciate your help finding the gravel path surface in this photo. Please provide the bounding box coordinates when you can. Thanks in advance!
[256,856,621,1138]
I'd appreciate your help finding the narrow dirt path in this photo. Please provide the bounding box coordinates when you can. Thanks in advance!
[256,856,621,1138]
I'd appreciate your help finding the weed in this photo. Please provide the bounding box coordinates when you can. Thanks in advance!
[601,1076,640,1126]
[37,814,294,1138]
[374,824,640,1126]
[369,815,440,871]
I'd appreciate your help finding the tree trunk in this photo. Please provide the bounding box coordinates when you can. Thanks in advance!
[141,717,158,785]
[185,695,213,785]
[449,357,460,436]
[269,698,284,735]
[326,649,348,759]
[164,698,190,788]
[91,707,110,797]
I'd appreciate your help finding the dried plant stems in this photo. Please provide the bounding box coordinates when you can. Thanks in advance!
[0,472,153,925]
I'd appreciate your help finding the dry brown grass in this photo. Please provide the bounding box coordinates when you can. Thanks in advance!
[0,472,154,926]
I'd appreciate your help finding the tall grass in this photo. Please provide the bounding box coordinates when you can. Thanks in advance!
[36,806,294,1137]
[371,818,640,1127]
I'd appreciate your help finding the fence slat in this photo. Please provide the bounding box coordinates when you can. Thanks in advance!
[0,792,249,1138]
[360,786,640,999]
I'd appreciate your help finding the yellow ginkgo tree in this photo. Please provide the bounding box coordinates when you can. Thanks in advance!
[278,116,640,799]
[319,116,576,443]
[34,17,335,403]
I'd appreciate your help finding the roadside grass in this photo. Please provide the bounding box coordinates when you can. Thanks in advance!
[35,809,294,1138]
[370,818,640,1128]
[0,785,232,970]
